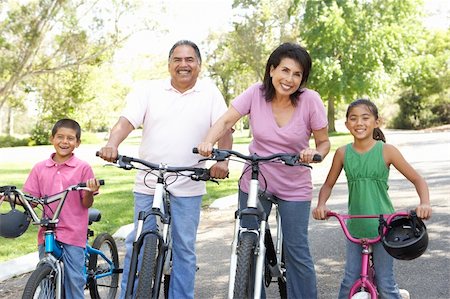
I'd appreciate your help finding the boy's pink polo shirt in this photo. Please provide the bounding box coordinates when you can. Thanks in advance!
[23,153,96,248]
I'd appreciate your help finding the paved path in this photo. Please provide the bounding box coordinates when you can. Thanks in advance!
[1,129,449,298]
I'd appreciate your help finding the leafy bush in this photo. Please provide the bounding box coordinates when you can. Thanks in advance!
[0,135,30,148]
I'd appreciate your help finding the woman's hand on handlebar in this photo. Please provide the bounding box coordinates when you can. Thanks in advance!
[196,142,214,157]
[97,145,119,162]
[209,161,229,179]
[312,204,330,220]
[299,148,322,163]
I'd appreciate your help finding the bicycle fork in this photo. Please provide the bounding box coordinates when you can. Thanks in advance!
[228,180,268,299]
[349,244,377,298]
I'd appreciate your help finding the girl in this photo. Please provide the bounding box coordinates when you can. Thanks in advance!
[312,99,432,299]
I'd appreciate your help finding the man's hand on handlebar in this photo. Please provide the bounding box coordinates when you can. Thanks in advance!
[196,142,214,157]
[97,145,119,162]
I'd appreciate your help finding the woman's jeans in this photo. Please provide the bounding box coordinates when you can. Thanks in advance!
[338,240,402,299]
[238,190,318,299]
[119,192,202,299]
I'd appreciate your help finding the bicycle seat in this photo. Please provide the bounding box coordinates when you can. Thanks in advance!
[88,208,102,224]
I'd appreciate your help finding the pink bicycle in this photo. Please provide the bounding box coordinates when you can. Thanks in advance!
[326,211,428,299]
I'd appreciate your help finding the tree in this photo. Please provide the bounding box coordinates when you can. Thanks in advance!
[393,29,450,128]
[298,0,425,131]
[0,0,156,137]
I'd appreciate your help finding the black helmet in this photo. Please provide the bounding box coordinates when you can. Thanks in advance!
[0,188,31,238]
[382,213,428,260]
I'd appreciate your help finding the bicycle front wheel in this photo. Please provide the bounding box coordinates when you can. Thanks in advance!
[277,244,287,299]
[22,263,57,299]
[136,233,160,298]
[233,232,257,299]
[88,232,120,299]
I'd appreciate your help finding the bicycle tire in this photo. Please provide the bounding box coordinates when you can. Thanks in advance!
[163,274,170,299]
[136,233,159,298]
[277,243,287,299]
[88,232,120,299]
[22,263,57,298]
[233,232,257,299]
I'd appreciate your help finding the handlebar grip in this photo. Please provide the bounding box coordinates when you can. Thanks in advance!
[313,154,322,162]
[192,147,199,154]
[78,180,105,188]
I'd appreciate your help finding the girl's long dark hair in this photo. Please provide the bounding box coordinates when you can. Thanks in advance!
[261,42,312,106]
[346,99,386,143]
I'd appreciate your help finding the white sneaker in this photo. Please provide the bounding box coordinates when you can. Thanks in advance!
[399,289,410,299]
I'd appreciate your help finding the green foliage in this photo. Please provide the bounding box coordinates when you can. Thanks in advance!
[393,29,450,129]
[300,0,425,131]
[0,135,29,147]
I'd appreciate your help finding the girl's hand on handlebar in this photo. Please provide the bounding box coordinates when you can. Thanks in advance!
[299,148,322,163]
[97,146,119,162]
[312,205,330,220]
[196,142,213,157]
[415,203,432,220]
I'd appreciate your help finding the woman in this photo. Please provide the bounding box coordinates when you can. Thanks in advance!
[197,42,330,298]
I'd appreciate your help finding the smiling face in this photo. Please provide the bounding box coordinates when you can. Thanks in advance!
[345,104,380,141]
[168,45,201,93]
[50,127,80,163]
[269,57,303,99]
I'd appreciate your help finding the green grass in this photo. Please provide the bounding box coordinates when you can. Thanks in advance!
[0,132,351,261]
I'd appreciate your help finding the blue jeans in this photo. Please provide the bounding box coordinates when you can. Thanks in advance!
[119,192,202,299]
[238,190,317,299]
[338,240,402,299]
[38,243,85,299]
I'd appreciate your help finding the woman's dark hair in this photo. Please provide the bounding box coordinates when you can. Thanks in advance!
[51,118,81,141]
[346,99,386,143]
[262,42,312,105]
[168,40,202,64]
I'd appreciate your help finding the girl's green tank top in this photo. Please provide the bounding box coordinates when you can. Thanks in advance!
[344,141,394,238]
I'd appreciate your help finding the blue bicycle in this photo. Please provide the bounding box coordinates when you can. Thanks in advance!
[0,182,121,299]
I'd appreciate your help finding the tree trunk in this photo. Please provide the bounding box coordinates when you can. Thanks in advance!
[7,107,14,136]
[327,97,336,132]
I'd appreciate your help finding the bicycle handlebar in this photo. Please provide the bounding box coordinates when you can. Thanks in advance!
[1,180,105,225]
[97,152,215,183]
[326,211,411,244]
[192,147,320,168]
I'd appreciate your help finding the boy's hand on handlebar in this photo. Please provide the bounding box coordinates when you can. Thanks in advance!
[85,178,102,193]
[209,161,229,179]
[415,203,432,220]
[312,205,330,220]
[196,142,213,157]
[97,146,119,162]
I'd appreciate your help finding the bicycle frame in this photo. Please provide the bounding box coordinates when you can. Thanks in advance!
[110,155,214,299]
[126,166,172,299]
[194,148,316,299]
[1,182,119,299]
[326,211,409,299]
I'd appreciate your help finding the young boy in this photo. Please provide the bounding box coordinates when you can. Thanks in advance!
[23,118,101,299]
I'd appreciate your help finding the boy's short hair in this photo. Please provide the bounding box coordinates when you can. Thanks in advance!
[52,119,81,141]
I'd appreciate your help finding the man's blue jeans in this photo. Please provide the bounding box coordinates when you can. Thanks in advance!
[338,240,402,299]
[119,192,202,299]
[238,190,318,299]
